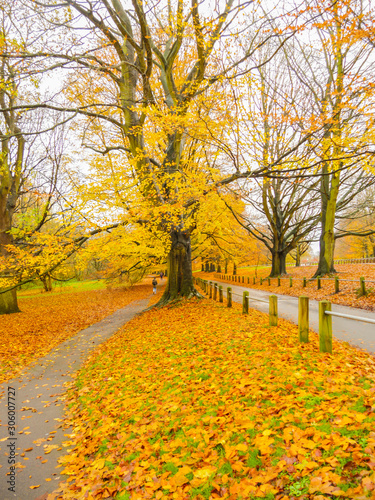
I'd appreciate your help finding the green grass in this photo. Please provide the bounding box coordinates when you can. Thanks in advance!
[18,279,107,299]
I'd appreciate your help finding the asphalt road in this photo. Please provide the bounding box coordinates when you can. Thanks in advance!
[211,279,375,354]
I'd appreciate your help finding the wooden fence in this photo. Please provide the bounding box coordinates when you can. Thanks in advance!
[211,273,373,297]
[194,277,375,355]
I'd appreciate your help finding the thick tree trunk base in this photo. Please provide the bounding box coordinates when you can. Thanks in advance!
[152,287,203,309]
[150,229,202,308]
[312,264,337,278]
[0,289,20,314]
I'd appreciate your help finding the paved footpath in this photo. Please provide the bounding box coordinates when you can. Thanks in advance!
[0,296,151,500]
[211,280,375,354]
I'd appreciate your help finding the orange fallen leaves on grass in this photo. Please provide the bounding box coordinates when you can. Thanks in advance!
[0,282,153,382]
[50,298,375,499]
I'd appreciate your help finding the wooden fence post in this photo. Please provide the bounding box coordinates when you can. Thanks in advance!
[335,276,339,293]
[253,277,256,285]
[260,278,263,285]
[359,277,366,297]
[289,277,293,287]
[214,284,218,301]
[247,277,250,284]
[277,277,280,286]
[298,296,309,343]
[242,276,245,283]
[303,277,306,288]
[269,295,278,326]
[243,291,249,314]
[219,286,223,303]
[227,287,232,307]
[317,276,321,290]
[268,278,271,285]
[209,282,212,299]
[319,300,332,353]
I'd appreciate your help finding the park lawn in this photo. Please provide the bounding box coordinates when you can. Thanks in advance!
[198,263,375,310]
[51,298,375,500]
[0,280,156,383]
[17,279,107,298]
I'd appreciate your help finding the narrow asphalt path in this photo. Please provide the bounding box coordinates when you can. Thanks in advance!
[210,279,375,354]
[0,295,151,500]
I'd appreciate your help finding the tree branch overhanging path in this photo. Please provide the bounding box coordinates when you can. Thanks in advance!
[20,0,305,305]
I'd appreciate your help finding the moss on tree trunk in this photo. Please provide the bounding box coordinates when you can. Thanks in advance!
[157,229,200,306]
[270,251,287,277]
[314,172,340,278]
[0,288,20,314]
[0,224,20,314]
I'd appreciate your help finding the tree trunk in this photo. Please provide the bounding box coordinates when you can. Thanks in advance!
[158,229,199,305]
[270,251,287,277]
[314,19,342,278]
[314,174,339,277]
[295,245,301,267]
[0,225,20,314]
[40,274,52,292]
[368,235,375,257]
[0,287,19,314]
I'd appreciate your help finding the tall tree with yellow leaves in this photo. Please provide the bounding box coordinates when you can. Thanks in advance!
[31,0,293,304]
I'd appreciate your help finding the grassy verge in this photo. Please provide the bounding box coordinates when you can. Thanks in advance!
[51,298,375,500]
[18,279,107,298]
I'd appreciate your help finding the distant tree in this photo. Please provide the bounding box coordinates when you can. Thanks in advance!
[225,47,321,276]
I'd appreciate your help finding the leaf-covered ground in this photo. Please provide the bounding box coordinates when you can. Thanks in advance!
[51,298,375,499]
[199,264,375,310]
[0,281,154,383]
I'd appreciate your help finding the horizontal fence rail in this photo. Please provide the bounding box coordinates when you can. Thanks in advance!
[325,311,375,325]
[194,277,375,355]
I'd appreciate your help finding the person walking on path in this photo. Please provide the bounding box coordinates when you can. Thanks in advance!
[159,271,164,280]
[152,277,158,294]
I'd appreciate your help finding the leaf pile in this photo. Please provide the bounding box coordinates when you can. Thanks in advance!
[200,263,375,310]
[0,282,153,383]
[51,298,375,499]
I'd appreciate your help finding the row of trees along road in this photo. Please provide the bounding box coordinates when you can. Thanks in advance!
[0,0,375,313]
[219,0,375,278]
